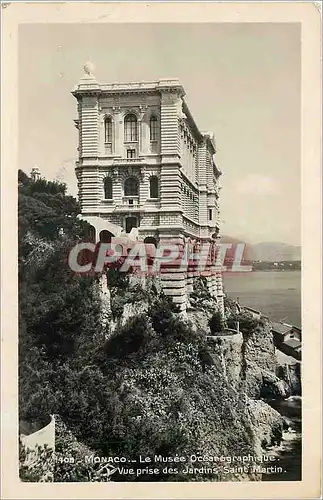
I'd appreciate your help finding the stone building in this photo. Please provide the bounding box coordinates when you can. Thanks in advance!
[72,64,224,313]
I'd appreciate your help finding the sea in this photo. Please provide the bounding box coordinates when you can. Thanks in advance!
[223,270,301,328]
[264,396,302,481]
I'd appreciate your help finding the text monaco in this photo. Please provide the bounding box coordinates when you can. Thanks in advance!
[59,453,277,465]
[68,241,252,275]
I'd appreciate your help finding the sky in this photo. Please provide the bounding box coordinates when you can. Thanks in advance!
[19,23,301,245]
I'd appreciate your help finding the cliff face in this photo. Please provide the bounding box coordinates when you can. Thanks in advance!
[100,279,286,478]
[241,322,291,399]
[246,398,283,455]
[89,274,300,481]
[206,327,286,462]
[208,319,296,401]
[276,351,301,396]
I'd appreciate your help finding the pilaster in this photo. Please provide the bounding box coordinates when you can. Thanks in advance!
[198,140,208,227]
[112,107,123,157]
[81,96,99,157]
[160,91,181,157]
[139,105,149,155]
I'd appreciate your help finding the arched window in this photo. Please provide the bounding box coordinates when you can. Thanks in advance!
[150,115,158,141]
[124,114,138,142]
[104,116,112,143]
[125,216,138,234]
[104,177,113,199]
[149,176,159,198]
[99,230,113,243]
[144,237,157,247]
[124,177,139,196]
[88,225,96,243]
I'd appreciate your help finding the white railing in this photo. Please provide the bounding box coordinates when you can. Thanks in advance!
[115,197,141,209]
[113,158,143,166]
[100,79,181,92]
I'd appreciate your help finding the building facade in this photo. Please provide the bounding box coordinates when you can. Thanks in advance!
[72,65,224,313]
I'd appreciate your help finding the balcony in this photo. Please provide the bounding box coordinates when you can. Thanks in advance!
[113,157,143,166]
[115,196,142,211]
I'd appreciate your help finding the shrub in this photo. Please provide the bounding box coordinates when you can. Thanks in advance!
[148,296,179,336]
[19,441,54,482]
[110,295,126,318]
[209,311,225,334]
[103,315,154,361]
[227,311,259,336]
[238,312,260,336]
[106,268,129,290]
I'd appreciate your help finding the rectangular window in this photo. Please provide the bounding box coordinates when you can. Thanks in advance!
[124,115,138,142]
[209,209,213,221]
[105,118,112,143]
[127,149,136,159]
[150,116,158,141]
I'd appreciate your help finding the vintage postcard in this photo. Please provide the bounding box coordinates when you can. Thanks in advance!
[1,2,322,499]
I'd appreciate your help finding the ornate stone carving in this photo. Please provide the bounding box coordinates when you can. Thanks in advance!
[145,167,160,180]
[118,166,142,181]
[161,91,179,105]
[139,104,148,120]
[176,99,187,119]
[140,166,146,181]
[111,167,119,180]
[84,62,95,76]
[193,240,201,253]
[122,107,139,118]
[99,167,118,181]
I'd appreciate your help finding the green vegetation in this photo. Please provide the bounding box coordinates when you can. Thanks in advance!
[227,311,266,338]
[209,311,225,334]
[19,171,280,482]
[19,170,102,425]
[19,440,54,482]
[189,276,218,314]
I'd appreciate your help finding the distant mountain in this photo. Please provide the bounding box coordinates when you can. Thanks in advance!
[220,236,301,262]
[248,242,301,262]
[219,235,253,261]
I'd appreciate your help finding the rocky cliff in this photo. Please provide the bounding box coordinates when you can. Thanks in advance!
[91,273,290,481]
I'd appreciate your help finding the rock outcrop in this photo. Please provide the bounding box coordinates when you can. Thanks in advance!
[275,350,301,396]
[90,274,292,481]
[241,321,291,399]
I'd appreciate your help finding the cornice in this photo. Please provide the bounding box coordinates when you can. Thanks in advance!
[181,100,203,142]
[72,79,185,100]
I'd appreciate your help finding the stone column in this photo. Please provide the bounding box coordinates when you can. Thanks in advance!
[198,140,208,227]
[186,239,194,294]
[113,167,122,206]
[139,105,148,155]
[158,233,187,312]
[112,106,122,157]
[139,167,149,204]
[99,113,105,157]
[81,96,99,158]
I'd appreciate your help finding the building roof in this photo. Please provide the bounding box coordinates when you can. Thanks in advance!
[271,322,293,335]
[283,338,302,349]
[72,75,186,98]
